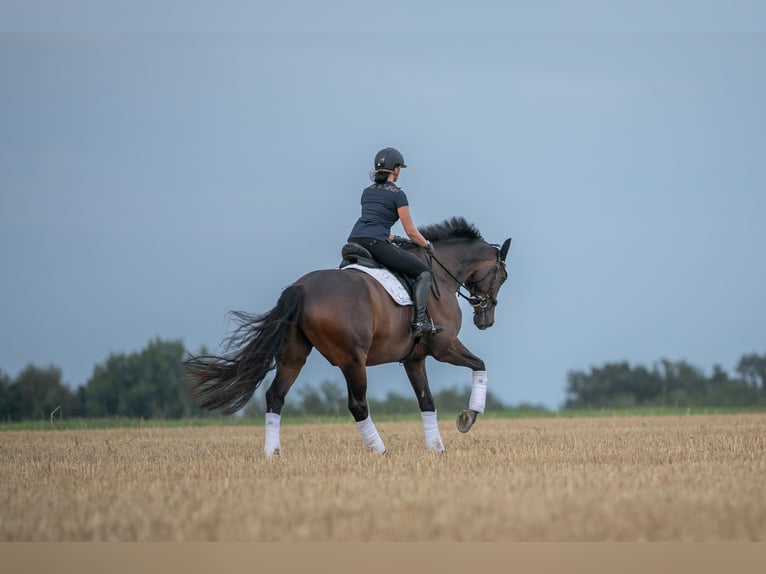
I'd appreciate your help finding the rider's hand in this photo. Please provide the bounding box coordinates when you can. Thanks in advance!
[425,242,435,256]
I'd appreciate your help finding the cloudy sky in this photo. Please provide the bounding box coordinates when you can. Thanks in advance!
[1,1,764,409]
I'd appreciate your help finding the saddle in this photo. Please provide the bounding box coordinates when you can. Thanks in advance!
[339,243,383,269]
[339,242,416,296]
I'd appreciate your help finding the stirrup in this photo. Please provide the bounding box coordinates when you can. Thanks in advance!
[412,321,444,337]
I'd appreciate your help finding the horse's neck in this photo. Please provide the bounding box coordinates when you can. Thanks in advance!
[433,241,490,283]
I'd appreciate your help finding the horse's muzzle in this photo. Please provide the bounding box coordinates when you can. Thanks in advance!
[474,314,494,330]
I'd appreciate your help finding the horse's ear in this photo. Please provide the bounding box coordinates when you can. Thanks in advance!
[499,238,511,262]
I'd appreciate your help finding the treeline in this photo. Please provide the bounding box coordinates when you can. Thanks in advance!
[0,338,536,422]
[1,338,764,421]
[0,339,203,421]
[565,355,766,408]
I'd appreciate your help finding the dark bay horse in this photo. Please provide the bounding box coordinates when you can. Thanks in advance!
[184,217,511,457]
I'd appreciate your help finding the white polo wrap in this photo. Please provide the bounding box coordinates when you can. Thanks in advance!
[355,416,386,454]
[264,412,281,458]
[421,410,445,452]
[469,370,488,413]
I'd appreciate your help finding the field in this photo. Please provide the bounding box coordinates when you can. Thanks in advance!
[1,413,764,541]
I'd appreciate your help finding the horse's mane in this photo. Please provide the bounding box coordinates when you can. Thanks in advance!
[419,217,483,243]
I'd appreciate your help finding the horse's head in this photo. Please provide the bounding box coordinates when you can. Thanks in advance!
[464,238,511,330]
[420,217,512,330]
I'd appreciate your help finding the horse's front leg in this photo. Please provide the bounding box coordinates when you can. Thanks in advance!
[429,338,488,433]
[403,359,445,452]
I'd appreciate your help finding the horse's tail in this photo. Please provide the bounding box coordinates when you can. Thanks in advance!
[183,284,305,415]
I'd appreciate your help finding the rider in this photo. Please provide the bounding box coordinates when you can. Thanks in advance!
[348,147,443,339]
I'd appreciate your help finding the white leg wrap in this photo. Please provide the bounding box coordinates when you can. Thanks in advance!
[264,412,281,458]
[469,370,487,413]
[355,416,386,454]
[421,411,445,452]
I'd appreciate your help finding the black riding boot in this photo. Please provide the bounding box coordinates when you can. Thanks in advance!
[411,271,444,339]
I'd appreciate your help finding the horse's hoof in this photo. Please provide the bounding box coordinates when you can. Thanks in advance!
[265,447,281,459]
[426,441,445,453]
[456,409,478,433]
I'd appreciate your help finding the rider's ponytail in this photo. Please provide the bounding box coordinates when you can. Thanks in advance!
[371,170,389,184]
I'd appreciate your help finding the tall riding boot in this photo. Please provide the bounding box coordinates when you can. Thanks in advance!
[412,271,444,338]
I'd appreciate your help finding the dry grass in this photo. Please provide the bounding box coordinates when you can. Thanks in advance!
[1,414,764,541]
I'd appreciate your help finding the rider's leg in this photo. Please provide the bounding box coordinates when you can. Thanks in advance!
[411,271,444,338]
[355,239,444,338]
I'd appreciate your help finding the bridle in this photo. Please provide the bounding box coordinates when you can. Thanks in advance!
[428,239,510,313]
[465,253,507,310]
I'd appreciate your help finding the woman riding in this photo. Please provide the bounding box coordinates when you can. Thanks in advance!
[347,147,443,339]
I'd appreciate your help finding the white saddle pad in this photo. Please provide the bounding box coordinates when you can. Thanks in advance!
[343,264,413,306]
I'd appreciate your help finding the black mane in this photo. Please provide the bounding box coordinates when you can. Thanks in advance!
[419,217,483,243]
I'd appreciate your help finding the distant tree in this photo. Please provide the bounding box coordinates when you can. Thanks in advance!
[564,370,589,408]
[736,353,766,393]
[565,362,646,408]
[709,364,730,393]
[294,379,346,416]
[369,391,414,415]
[598,362,641,407]
[565,356,766,409]
[710,379,762,407]
[83,338,201,418]
[12,364,78,421]
[0,369,21,421]
[656,359,709,405]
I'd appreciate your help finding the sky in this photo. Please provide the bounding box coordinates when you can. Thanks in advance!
[1,1,764,410]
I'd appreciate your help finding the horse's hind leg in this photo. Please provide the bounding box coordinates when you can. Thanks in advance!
[403,359,445,452]
[341,362,386,454]
[262,327,312,458]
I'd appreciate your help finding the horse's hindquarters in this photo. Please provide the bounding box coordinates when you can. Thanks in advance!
[297,270,410,366]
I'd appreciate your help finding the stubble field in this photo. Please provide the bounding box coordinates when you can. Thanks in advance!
[1,414,764,541]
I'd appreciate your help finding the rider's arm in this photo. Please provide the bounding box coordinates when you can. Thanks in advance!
[397,206,431,249]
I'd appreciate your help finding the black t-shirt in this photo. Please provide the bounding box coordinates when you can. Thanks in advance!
[348,182,410,242]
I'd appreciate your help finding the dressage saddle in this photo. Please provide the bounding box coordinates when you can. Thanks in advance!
[339,242,382,269]
[338,242,417,295]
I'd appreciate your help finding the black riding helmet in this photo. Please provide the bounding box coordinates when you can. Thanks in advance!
[374,147,407,171]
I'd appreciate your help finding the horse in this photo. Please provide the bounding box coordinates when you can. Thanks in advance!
[183,216,511,457]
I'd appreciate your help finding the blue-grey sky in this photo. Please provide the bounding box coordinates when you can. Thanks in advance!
[1,1,764,409]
